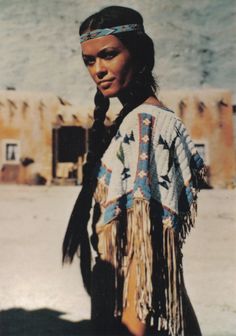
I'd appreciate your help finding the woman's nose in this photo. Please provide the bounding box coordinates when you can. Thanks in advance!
[95,59,107,79]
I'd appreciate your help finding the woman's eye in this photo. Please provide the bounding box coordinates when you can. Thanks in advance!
[83,57,95,66]
[102,51,119,60]
[104,53,115,59]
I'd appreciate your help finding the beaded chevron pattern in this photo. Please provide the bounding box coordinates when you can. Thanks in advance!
[95,106,206,230]
[80,24,143,43]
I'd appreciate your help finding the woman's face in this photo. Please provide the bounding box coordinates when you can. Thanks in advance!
[81,35,134,98]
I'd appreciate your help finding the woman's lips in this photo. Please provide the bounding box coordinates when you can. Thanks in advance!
[98,78,114,89]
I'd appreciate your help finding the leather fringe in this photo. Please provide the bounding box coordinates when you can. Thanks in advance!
[94,179,197,335]
[179,164,207,242]
[123,199,153,322]
[179,196,198,242]
[94,179,108,205]
[163,223,184,336]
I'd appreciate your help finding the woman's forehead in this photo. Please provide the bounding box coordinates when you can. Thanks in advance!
[81,35,125,55]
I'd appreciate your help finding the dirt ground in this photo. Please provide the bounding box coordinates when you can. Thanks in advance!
[0,186,235,336]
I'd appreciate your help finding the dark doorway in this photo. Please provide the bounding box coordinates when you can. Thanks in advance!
[52,126,86,184]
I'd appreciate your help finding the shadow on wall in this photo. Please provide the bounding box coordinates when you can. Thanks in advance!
[0,308,91,336]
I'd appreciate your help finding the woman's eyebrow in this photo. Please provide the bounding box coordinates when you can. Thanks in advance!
[98,47,119,56]
[82,53,94,58]
[82,47,119,58]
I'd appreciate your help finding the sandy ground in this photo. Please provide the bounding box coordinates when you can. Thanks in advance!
[0,186,235,336]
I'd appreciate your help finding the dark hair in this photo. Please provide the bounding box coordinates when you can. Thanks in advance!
[62,6,158,294]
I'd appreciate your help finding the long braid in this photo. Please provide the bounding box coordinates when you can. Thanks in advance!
[83,90,109,183]
[62,83,151,293]
[62,90,109,294]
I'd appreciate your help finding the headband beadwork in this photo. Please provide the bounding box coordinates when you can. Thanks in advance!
[80,23,144,43]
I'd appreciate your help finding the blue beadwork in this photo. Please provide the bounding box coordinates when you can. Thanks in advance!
[132,113,154,200]
[97,164,111,186]
[80,24,143,43]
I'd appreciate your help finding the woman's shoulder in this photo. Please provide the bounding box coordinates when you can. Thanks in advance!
[125,103,179,122]
[119,103,180,134]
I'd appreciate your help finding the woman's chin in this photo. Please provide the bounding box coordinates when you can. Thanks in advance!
[99,87,119,98]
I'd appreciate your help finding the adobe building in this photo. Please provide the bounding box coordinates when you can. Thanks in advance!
[0,90,90,185]
[0,89,235,188]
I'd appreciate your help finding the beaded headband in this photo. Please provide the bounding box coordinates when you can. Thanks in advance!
[80,23,143,43]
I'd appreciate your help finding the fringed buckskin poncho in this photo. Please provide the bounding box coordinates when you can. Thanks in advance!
[93,104,206,336]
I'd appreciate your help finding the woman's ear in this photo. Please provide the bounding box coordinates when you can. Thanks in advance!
[138,65,146,75]
[132,58,145,76]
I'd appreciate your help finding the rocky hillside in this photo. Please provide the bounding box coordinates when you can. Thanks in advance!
[1,0,235,104]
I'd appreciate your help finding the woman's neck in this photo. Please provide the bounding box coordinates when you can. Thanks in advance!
[143,95,165,107]
[118,92,164,109]
[118,85,154,106]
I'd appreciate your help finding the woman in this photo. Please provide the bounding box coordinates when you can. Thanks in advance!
[62,6,206,336]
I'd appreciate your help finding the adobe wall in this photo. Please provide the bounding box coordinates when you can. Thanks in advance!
[159,89,235,188]
[0,91,90,184]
